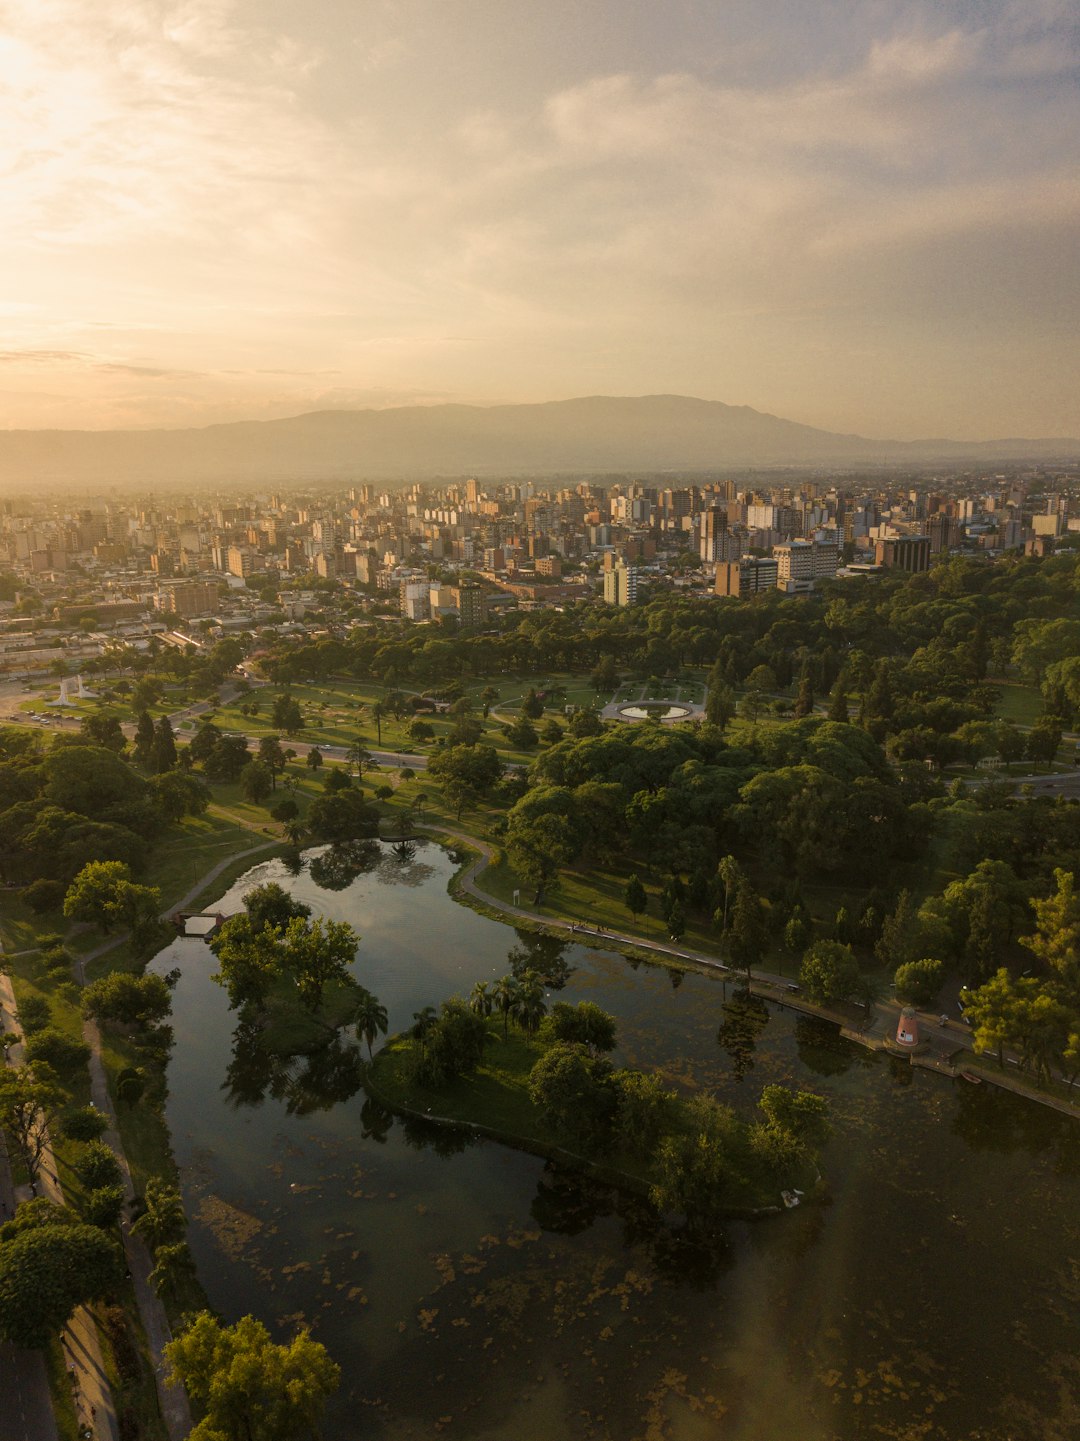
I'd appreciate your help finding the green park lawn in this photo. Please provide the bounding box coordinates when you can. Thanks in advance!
[991,681,1044,727]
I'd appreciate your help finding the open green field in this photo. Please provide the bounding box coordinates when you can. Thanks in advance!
[992,682,1044,727]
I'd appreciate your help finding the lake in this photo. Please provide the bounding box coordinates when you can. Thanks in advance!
[152,840,1080,1440]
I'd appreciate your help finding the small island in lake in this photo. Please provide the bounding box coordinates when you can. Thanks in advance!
[366,982,830,1227]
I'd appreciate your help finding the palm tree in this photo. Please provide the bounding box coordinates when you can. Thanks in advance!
[411,1005,438,1056]
[469,981,493,1019]
[492,975,520,1041]
[131,1178,187,1249]
[149,1241,197,1300]
[514,971,547,1036]
[353,989,389,1061]
[283,818,307,848]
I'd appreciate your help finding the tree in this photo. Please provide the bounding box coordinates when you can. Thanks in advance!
[151,716,177,774]
[133,710,157,767]
[793,674,815,719]
[667,899,686,941]
[305,746,323,771]
[85,1185,125,1230]
[614,1071,675,1158]
[272,693,304,735]
[164,1311,340,1441]
[352,988,388,1060]
[0,1064,63,1184]
[714,855,742,938]
[827,684,849,724]
[540,1001,617,1053]
[624,874,647,924]
[479,685,500,718]
[149,1241,197,1300]
[965,967,1027,1068]
[492,975,520,1041]
[83,972,172,1028]
[132,1178,187,1250]
[799,940,861,1004]
[24,1027,90,1078]
[650,1093,744,1232]
[239,759,274,804]
[1022,868,1080,994]
[202,734,251,783]
[1027,716,1063,770]
[346,738,371,776]
[469,981,493,1019]
[704,682,735,730]
[280,916,358,1013]
[116,1066,147,1107]
[80,713,126,753]
[513,971,548,1036]
[874,890,922,971]
[78,1140,123,1190]
[60,1106,109,1143]
[0,1221,121,1348]
[521,687,544,719]
[257,735,287,790]
[728,877,768,983]
[63,861,161,935]
[369,702,384,746]
[893,959,945,1008]
[528,1042,618,1150]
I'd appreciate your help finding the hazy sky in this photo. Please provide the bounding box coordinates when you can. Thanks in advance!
[2,0,1078,438]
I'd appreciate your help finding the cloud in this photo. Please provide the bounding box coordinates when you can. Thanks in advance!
[0,2,1077,435]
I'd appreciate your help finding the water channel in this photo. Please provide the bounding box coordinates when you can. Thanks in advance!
[152,840,1080,1440]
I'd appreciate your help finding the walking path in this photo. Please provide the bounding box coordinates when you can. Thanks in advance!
[0,840,278,1440]
[418,823,1080,1120]
[0,968,116,1441]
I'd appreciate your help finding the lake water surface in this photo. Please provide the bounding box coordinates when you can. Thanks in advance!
[152,841,1080,1440]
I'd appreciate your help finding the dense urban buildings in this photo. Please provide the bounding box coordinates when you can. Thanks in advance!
[0,466,1075,670]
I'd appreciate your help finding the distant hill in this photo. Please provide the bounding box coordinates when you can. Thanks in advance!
[0,394,1076,489]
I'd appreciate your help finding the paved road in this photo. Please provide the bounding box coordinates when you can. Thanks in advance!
[0,1345,58,1441]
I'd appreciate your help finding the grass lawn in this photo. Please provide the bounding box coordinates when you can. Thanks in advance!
[992,682,1044,727]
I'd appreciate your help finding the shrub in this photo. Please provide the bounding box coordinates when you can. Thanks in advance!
[78,1140,123,1191]
[24,1027,91,1078]
[61,1107,109,1143]
[16,994,51,1036]
[21,879,66,914]
[84,1185,125,1229]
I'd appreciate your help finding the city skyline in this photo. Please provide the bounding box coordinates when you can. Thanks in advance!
[2,0,1079,440]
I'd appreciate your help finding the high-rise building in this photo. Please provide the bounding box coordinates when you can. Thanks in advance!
[699,507,729,562]
[603,560,639,606]
[874,535,931,572]
[715,558,779,596]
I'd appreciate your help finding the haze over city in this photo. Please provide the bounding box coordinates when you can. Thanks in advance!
[2,0,1078,442]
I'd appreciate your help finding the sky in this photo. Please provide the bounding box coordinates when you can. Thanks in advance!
[1,0,1078,439]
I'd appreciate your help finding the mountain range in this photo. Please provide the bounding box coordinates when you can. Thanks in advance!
[0,395,1076,489]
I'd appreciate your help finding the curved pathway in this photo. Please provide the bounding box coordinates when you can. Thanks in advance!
[415,823,1080,1119]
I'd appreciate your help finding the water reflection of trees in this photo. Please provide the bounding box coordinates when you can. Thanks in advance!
[951,1081,1080,1175]
[507,929,573,989]
[529,1163,734,1287]
[399,1114,476,1157]
[221,1021,366,1115]
[794,1016,875,1078]
[716,989,770,1081]
[308,840,382,891]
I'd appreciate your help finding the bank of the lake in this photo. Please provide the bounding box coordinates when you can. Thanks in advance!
[148,839,1080,1441]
